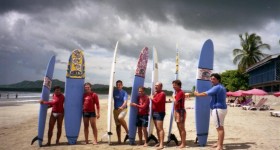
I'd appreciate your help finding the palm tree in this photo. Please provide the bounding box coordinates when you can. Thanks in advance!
[233,32,270,72]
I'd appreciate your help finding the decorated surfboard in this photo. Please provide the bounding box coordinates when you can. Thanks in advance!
[147,46,158,143]
[31,55,56,147]
[128,47,149,145]
[64,49,85,144]
[195,39,213,146]
[101,41,119,144]
[167,44,179,145]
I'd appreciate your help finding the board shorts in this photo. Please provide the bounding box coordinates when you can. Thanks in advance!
[52,112,63,118]
[175,109,186,123]
[211,108,227,128]
[113,108,127,126]
[136,114,149,127]
[152,112,166,121]
[83,112,96,118]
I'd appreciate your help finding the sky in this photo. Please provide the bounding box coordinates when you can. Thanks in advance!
[0,0,279,91]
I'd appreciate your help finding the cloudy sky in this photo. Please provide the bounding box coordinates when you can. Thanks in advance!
[0,0,279,91]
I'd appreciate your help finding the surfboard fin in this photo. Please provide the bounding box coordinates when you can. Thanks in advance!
[147,134,158,143]
[31,136,38,145]
[124,134,129,143]
[166,134,178,146]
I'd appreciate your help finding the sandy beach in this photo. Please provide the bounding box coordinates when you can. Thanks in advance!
[0,95,279,150]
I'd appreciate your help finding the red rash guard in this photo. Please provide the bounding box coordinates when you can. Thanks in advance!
[83,92,100,112]
[174,89,185,110]
[152,91,166,113]
[136,95,150,115]
[43,94,65,113]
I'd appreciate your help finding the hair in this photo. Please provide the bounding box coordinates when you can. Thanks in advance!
[172,79,182,87]
[155,82,163,87]
[138,86,145,91]
[210,73,221,82]
[116,80,123,85]
[53,86,61,91]
[84,82,92,87]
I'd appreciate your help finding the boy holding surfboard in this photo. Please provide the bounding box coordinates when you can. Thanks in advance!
[82,82,100,145]
[130,86,150,146]
[151,82,166,149]
[113,80,129,144]
[194,73,227,150]
[40,86,65,146]
[172,80,186,149]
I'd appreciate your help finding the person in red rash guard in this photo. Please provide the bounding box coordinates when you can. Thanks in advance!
[40,86,65,146]
[172,80,186,148]
[82,82,100,144]
[130,86,150,146]
[151,82,166,149]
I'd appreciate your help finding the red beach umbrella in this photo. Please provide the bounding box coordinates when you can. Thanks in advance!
[226,91,234,96]
[232,90,245,97]
[243,88,267,96]
[274,92,280,97]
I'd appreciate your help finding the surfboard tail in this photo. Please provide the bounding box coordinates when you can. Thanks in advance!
[166,134,178,146]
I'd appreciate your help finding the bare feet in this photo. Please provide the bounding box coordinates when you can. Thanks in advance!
[45,142,51,146]
[156,146,164,150]
[216,146,223,150]
[211,143,218,148]
[143,143,148,147]
[154,143,160,147]
[177,144,185,149]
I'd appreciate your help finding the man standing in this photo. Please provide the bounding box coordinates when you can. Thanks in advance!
[152,82,166,149]
[194,73,227,150]
[113,80,129,144]
[172,80,186,148]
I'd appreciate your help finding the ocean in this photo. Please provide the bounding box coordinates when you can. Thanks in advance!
[0,91,108,103]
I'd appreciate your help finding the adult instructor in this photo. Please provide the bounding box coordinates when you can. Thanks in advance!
[194,73,227,150]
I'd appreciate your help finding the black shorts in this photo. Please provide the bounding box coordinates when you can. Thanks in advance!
[83,112,96,118]
[136,115,149,127]
[152,112,165,121]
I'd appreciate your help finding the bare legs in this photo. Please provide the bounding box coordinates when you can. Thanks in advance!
[137,127,148,146]
[154,120,164,149]
[215,126,224,150]
[176,122,186,148]
[116,117,129,144]
[46,114,64,146]
[83,117,98,144]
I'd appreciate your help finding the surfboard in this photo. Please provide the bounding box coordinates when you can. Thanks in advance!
[128,47,149,145]
[147,46,158,143]
[195,39,213,146]
[31,55,56,147]
[64,49,85,144]
[101,41,119,144]
[167,44,179,145]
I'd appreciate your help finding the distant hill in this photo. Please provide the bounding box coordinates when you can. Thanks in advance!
[0,79,173,95]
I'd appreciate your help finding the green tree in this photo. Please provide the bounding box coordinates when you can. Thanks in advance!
[233,32,270,72]
[220,70,249,91]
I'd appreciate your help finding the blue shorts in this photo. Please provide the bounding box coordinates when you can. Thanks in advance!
[152,112,165,121]
[136,115,149,127]
[83,112,96,118]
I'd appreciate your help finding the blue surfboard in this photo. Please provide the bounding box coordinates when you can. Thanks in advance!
[195,39,214,146]
[31,55,56,147]
[64,49,85,144]
[128,47,149,145]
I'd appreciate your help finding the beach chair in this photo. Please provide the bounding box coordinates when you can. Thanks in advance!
[270,111,280,117]
[230,98,241,107]
[248,98,268,111]
[240,99,252,107]
[242,98,264,110]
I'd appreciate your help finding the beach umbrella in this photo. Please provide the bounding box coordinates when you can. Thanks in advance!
[273,92,280,97]
[243,88,267,96]
[226,91,234,96]
[232,90,245,97]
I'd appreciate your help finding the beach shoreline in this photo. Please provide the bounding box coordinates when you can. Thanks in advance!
[0,96,279,149]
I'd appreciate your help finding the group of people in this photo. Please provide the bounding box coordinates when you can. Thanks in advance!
[40,73,227,150]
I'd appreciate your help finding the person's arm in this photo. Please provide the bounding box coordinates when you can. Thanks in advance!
[94,94,100,119]
[194,91,208,97]
[135,97,149,109]
[119,91,128,110]
[152,92,164,104]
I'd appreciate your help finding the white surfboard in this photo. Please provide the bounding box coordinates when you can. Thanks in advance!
[167,44,179,145]
[101,41,119,144]
[147,46,159,143]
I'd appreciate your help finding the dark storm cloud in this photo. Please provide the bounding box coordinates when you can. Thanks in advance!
[104,0,280,32]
